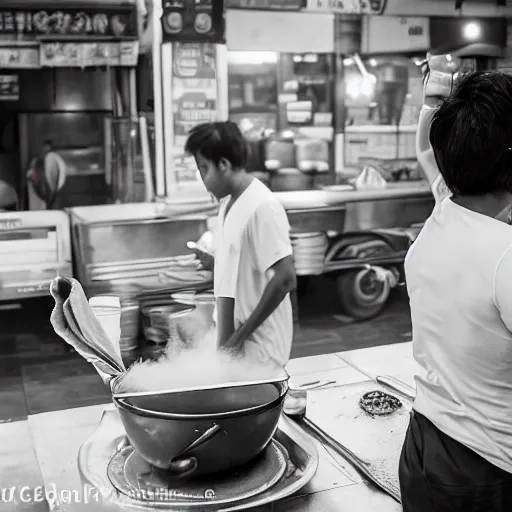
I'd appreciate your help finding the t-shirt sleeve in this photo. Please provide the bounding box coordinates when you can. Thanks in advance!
[494,245,512,332]
[250,200,293,273]
[214,242,240,298]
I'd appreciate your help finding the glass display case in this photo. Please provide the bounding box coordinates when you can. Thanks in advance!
[343,54,425,179]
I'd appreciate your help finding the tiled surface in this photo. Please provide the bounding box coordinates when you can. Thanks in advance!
[0,355,28,422]
[0,420,48,512]
[22,358,111,415]
[336,342,420,389]
[274,480,402,512]
[286,353,348,377]
[289,366,369,390]
[28,405,107,512]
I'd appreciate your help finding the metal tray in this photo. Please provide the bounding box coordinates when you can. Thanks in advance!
[78,407,318,511]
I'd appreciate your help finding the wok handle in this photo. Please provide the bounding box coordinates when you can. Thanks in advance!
[166,423,221,478]
[172,423,221,461]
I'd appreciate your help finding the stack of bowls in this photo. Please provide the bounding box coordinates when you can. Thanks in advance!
[90,295,141,353]
[290,232,328,276]
[144,304,195,348]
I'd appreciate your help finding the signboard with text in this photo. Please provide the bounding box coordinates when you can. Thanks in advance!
[39,41,139,67]
[0,74,19,101]
[0,4,137,39]
[226,0,305,9]
[362,16,429,53]
[171,43,218,182]
[0,46,39,68]
[305,0,386,14]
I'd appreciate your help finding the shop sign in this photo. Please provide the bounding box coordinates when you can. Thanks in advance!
[0,217,21,230]
[306,0,386,14]
[0,74,19,101]
[171,43,217,178]
[0,6,137,38]
[16,284,47,295]
[226,0,305,9]
[0,46,40,68]
[361,16,429,53]
[161,0,225,44]
[40,41,139,67]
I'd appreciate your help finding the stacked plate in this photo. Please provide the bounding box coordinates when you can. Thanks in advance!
[141,290,215,350]
[290,232,328,276]
[90,293,140,353]
[141,303,194,345]
[119,299,140,352]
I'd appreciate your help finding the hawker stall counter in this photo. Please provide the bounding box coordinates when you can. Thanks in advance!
[0,342,418,511]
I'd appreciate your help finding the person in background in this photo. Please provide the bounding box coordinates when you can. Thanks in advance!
[27,140,67,209]
[184,121,296,369]
[399,57,512,510]
[0,170,17,211]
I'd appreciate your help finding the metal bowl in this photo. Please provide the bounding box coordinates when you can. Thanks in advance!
[112,380,288,478]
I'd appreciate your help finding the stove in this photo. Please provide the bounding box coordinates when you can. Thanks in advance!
[78,406,318,511]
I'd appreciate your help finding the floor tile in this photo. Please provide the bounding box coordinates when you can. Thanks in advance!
[286,354,348,377]
[22,359,110,415]
[0,357,28,421]
[0,335,16,356]
[0,420,48,512]
[289,366,369,390]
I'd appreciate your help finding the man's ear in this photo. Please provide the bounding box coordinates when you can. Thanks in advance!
[218,157,232,173]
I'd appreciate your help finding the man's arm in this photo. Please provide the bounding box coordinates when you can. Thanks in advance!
[417,104,440,188]
[216,297,235,345]
[223,255,296,351]
[222,201,296,351]
[417,55,456,202]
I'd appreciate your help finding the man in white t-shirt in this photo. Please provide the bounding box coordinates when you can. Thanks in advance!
[184,121,296,368]
[399,57,512,510]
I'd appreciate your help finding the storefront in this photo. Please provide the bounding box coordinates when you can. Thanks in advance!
[0,0,140,211]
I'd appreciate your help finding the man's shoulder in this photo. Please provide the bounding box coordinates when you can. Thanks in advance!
[252,196,287,221]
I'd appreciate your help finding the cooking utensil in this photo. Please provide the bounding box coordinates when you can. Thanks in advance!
[376,375,416,401]
[112,372,289,401]
[112,380,289,477]
[78,407,319,511]
[303,418,401,503]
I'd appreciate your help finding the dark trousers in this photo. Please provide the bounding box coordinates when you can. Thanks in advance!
[399,410,512,512]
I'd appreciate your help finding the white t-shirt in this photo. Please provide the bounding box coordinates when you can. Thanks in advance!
[407,150,512,471]
[213,178,293,367]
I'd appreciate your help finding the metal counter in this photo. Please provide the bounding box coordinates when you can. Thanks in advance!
[68,202,216,296]
[0,343,417,511]
[275,181,433,232]
[0,210,73,301]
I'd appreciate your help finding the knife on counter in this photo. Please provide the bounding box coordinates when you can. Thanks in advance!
[376,375,416,401]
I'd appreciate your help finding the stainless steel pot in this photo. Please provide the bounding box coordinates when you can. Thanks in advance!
[112,379,289,478]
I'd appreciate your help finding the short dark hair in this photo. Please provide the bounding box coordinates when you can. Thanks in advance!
[184,121,248,170]
[429,71,512,196]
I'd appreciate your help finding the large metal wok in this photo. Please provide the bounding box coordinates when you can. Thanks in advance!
[49,276,290,480]
[111,378,288,477]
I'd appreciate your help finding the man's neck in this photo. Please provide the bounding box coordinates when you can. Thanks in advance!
[228,170,253,201]
[452,192,512,221]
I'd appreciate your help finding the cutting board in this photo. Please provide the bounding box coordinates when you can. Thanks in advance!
[306,380,412,498]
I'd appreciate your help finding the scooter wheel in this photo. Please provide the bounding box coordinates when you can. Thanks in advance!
[336,268,391,321]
